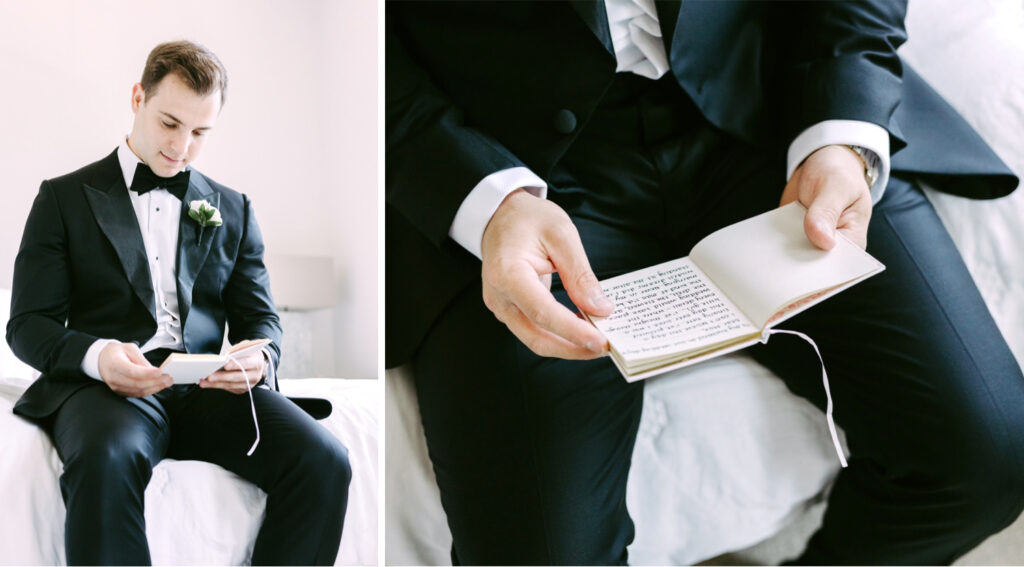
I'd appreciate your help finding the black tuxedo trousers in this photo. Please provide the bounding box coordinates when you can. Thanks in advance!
[47,349,351,566]
[412,74,1024,565]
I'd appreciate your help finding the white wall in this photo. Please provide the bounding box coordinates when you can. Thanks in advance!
[0,0,378,378]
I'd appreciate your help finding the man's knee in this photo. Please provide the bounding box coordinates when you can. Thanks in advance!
[883,401,1024,532]
[285,428,351,501]
[948,431,1024,529]
[318,436,352,490]
[60,428,160,494]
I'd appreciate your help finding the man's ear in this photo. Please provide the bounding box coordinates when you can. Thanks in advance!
[130,83,146,113]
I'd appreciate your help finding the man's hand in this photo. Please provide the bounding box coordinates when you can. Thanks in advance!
[480,189,614,359]
[200,352,266,394]
[98,342,173,397]
[780,144,873,250]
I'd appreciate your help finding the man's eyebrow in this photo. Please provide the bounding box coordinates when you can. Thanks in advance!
[159,111,213,131]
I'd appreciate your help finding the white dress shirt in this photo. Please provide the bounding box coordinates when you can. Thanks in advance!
[80,140,187,380]
[448,0,891,259]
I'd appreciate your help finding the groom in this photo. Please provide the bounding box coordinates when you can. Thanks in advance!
[7,41,349,565]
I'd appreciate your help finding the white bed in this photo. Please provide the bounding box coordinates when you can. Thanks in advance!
[0,294,379,566]
[384,1,1024,564]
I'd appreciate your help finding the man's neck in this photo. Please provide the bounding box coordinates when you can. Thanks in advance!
[125,136,144,164]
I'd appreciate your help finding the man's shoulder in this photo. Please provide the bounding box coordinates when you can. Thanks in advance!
[42,149,120,194]
[189,169,248,206]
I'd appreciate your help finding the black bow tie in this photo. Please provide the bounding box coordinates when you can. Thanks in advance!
[130,162,190,200]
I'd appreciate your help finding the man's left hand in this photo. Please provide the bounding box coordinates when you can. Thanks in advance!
[780,144,873,250]
[200,352,266,394]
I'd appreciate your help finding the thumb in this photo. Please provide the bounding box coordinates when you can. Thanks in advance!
[804,197,843,251]
[546,231,613,317]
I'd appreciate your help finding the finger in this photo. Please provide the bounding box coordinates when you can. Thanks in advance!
[123,343,155,367]
[501,263,608,353]
[503,303,606,360]
[136,381,172,397]
[111,375,172,397]
[129,371,173,391]
[127,363,165,380]
[116,345,163,380]
[206,369,258,386]
[201,379,251,394]
[542,226,613,317]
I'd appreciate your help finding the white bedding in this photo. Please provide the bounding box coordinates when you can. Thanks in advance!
[384,1,1024,564]
[0,376,379,566]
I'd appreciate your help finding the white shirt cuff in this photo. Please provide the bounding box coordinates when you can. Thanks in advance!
[81,338,118,381]
[787,120,891,204]
[448,167,548,259]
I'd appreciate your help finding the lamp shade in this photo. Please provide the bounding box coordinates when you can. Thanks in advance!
[264,254,336,310]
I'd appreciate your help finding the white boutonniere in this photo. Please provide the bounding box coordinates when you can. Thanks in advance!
[188,200,222,245]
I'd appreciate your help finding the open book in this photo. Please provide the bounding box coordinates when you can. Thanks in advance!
[159,338,272,385]
[588,202,884,381]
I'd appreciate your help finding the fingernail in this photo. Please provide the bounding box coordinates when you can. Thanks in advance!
[591,294,613,311]
[585,341,604,353]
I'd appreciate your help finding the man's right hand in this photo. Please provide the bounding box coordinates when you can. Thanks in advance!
[97,342,173,397]
[480,189,614,360]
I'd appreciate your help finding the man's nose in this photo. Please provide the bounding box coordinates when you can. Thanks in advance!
[169,130,191,158]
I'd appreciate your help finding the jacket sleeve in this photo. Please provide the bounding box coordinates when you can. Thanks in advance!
[6,181,99,377]
[386,4,530,248]
[222,194,283,389]
[777,0,909,152]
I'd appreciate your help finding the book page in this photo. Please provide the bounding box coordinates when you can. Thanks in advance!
[160,354,228,385]
[590,257,758,365]
[690,202,884,329]
[222,337,271,358]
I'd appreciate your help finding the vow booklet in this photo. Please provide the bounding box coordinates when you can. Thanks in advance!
[588,203,885,381]
[159,338,272,385]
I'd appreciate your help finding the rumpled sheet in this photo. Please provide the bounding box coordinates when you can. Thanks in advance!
[0,376,379,566]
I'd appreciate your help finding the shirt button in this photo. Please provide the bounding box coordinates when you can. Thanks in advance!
[156,207,160,212]
[553,109,577,134]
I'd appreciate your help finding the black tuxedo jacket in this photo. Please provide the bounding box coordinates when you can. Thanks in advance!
[386,0,1019,366]
[8,149,283,419]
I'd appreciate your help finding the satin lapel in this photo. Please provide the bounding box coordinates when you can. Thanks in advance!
[570,0,614,56]
[655,0,680,51]
[82,164,157,323]
[176,173,219,328]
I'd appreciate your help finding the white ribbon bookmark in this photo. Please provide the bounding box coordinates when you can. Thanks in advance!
[225,353,260,456]
[760,328,848,468]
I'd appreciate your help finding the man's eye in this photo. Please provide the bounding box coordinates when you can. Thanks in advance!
[193,130,205,137]
[162,122,176,129]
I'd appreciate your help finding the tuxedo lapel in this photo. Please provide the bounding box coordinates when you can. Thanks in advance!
[655,0,680,51]
[176,173,219,329]
[82,155,157,323]
[570,0,614,56]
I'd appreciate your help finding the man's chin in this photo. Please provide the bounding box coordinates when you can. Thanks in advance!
[152,164,185,178]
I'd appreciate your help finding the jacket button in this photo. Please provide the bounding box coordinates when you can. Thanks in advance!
[553,109,577,134]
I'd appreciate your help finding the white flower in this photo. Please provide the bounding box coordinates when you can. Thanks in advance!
[187,200,223,228]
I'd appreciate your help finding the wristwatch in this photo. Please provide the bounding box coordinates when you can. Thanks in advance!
[844,145,879,189]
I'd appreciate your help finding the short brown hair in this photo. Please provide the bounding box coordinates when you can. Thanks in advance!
[140,40,228,106]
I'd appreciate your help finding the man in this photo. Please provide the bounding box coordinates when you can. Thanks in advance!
[387,1,1024,564]
[8,40,350,565]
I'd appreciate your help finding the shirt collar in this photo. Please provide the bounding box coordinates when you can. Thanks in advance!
[116,137,192,192]
[117,138,143,191]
